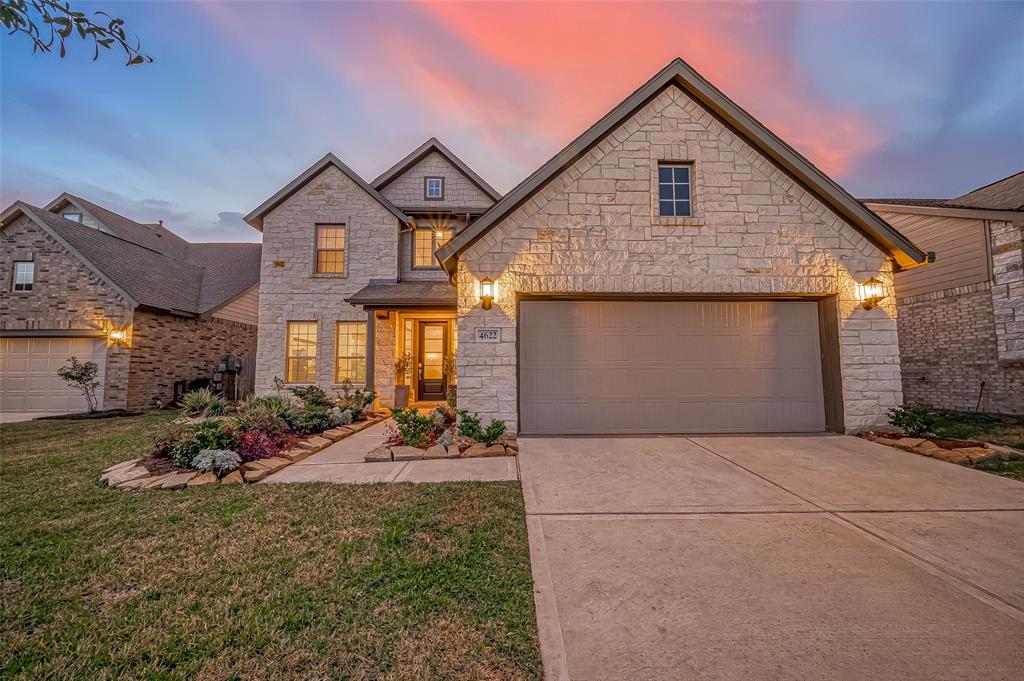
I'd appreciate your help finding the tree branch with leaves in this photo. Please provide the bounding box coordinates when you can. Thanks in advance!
[1,0,151,64]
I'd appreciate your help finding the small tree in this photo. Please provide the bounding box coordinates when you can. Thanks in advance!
[57,356,100,412]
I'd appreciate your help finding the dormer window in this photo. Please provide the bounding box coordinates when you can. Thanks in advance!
[424,177,444,201]
[63,213,83,223]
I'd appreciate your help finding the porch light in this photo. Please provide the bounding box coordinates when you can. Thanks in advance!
[857,277,885,310]
[108,328,128,344]
[480,277,494,310]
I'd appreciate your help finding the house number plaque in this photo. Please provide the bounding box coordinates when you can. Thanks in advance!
[475,328,500,343]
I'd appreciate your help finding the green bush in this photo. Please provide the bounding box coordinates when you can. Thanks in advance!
[232,395,289,433]
[289,385,332,410]
[288,408,332,435]
[170,419,237,468]
[887,406,938,437]
[179,387,227,417]
[456,410,484,441]
[391,407,433,447]
[336,380,376,418]
[481,420,507,446]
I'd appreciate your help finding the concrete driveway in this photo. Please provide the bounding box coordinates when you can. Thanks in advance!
[520,435,1024,681]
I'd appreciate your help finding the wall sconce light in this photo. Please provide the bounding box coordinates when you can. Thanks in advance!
[108,328,128,344]
[857,277,885,310]
[479,277,494,310]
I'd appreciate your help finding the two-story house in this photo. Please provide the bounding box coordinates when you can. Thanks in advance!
[247,58,930,435]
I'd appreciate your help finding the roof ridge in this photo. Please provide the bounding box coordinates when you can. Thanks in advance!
[951,170,1024,201]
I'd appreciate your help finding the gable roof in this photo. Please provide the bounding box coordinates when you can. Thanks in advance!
[371,137,502,203]
[2,202,261,317]
[438,57,929,272]
[946,171,1024,211]
[45,192,191,259]
[244,153,411,230]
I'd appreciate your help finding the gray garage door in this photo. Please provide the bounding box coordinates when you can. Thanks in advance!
[519,300,826,434]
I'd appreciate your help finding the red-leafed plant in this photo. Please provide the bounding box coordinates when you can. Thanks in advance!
[236,428,287,462]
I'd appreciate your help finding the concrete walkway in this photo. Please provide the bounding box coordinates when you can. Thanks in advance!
[521,435,1024,681]
[262,420,518,484]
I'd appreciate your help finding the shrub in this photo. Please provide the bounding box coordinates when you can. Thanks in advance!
[180,387,227,417]
[171,419,236,468]
[888,406,937,437]
[330,407,353,426]
[236,429,287,462]
[480,420,507,446]
[456,410,484,441]
[288,408,332,435]
[152,420,191,458]
[337,381,376,419]
[290,385,332,410]
[395,352,414,384]
[57,356,101,412]
[191,449,240,474]
[232,395,288,433]
[391,407,433,447]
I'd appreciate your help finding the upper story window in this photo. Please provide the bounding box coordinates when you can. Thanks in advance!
[62,212,83,223]
[12,261,34,292]
[424,177,445,201]
[315,224,345,274]
[286,321,317,383]
[658,164,692,217]
[414,228,452,268]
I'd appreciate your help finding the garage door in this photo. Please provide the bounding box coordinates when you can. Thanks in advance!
[0,337,107,414]
[519,300,826,434]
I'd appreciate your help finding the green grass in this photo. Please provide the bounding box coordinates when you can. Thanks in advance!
[971,460,1024,482]
[0,412,541,680]
[927,410,1024,450]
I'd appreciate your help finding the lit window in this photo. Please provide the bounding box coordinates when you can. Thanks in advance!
[335,321,367,384]
[13,262,34,292]
[424,177,444,200]
[286,321,317,383]
[63,213,83,223]
[414,228,453,268]
[315,224,345,273]
[658,164,692,217]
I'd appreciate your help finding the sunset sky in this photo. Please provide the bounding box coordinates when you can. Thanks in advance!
[2,0,1021,242]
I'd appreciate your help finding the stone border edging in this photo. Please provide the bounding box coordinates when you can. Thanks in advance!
[865,434,1024,466]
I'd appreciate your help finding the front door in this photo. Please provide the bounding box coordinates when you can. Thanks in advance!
[417,322,447,401]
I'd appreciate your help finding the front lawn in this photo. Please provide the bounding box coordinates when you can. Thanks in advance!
[927,410,1024,449]
[0,412,541,680]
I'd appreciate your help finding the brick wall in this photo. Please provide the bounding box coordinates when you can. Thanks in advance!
[990,220,1024,362]
[456,84,901,432]
[379,151,494,210]
[255,165,399,393]
[127,309,257,409]
[898,282,1024,415]
[1,214,133,409]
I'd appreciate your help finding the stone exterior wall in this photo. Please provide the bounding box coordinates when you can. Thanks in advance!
[399,216,468,282]
[379,151,494,210]
[255,165,399,393]
[373,313,396,406]
[898,282,1024,415]
[456,84,901,432]
[127,310,258,410]
[990,220,1024,362]
[0,214,133,409]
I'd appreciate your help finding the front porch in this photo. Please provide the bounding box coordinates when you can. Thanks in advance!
[347,281,457,409]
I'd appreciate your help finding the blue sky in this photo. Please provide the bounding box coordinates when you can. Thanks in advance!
[2,1,1021,243]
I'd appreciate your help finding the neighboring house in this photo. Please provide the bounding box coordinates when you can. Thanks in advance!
[248,58,929,435]
[0,194,261,415]
[864,171,1024,415]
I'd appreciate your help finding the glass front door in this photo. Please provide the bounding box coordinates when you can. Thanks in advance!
[417,322,447,401]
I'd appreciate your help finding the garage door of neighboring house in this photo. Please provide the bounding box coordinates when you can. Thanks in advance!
[518,300,827,435]
[0,337,107,414]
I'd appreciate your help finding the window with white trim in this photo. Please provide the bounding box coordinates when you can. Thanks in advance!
[424,177,444,200]
[12,261,34,292]
[315,224,345,273]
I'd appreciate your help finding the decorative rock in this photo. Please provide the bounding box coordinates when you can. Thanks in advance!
[244,468,270,483]
[463,443,506,458]
[104,465,150,487]
[954,447,999,465]
[348,420,372,432]
[913,441,943,457]
[281,448,311,463]
[322,428,350,442]
[102,458,140,475]
[187,472,218,487]
[160,471,196,490]
[243,461,268,472]
[894,438,927,452]
[391,446,425,461]
[424,445,448,460]
[298,436,332,452]
[874,437,900,448]
[141,474,174,489]
[221,470,244,485]
[931,449,970,465]
[445,445,461,459]
[364,446,392,462]
[117,477,151,490]
[259,457,291,473]
[986,444,1024,461]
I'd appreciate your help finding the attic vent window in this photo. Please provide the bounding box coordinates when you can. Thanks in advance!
[657,164,692,217]
[424,177,444,200]
[63,213,83,223]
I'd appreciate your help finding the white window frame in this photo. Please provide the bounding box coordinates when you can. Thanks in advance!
[12,261,34,292]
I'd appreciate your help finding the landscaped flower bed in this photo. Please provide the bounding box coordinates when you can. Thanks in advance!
[101,384,385,490]
[861,432,1023,466]
[364,404,517,462]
